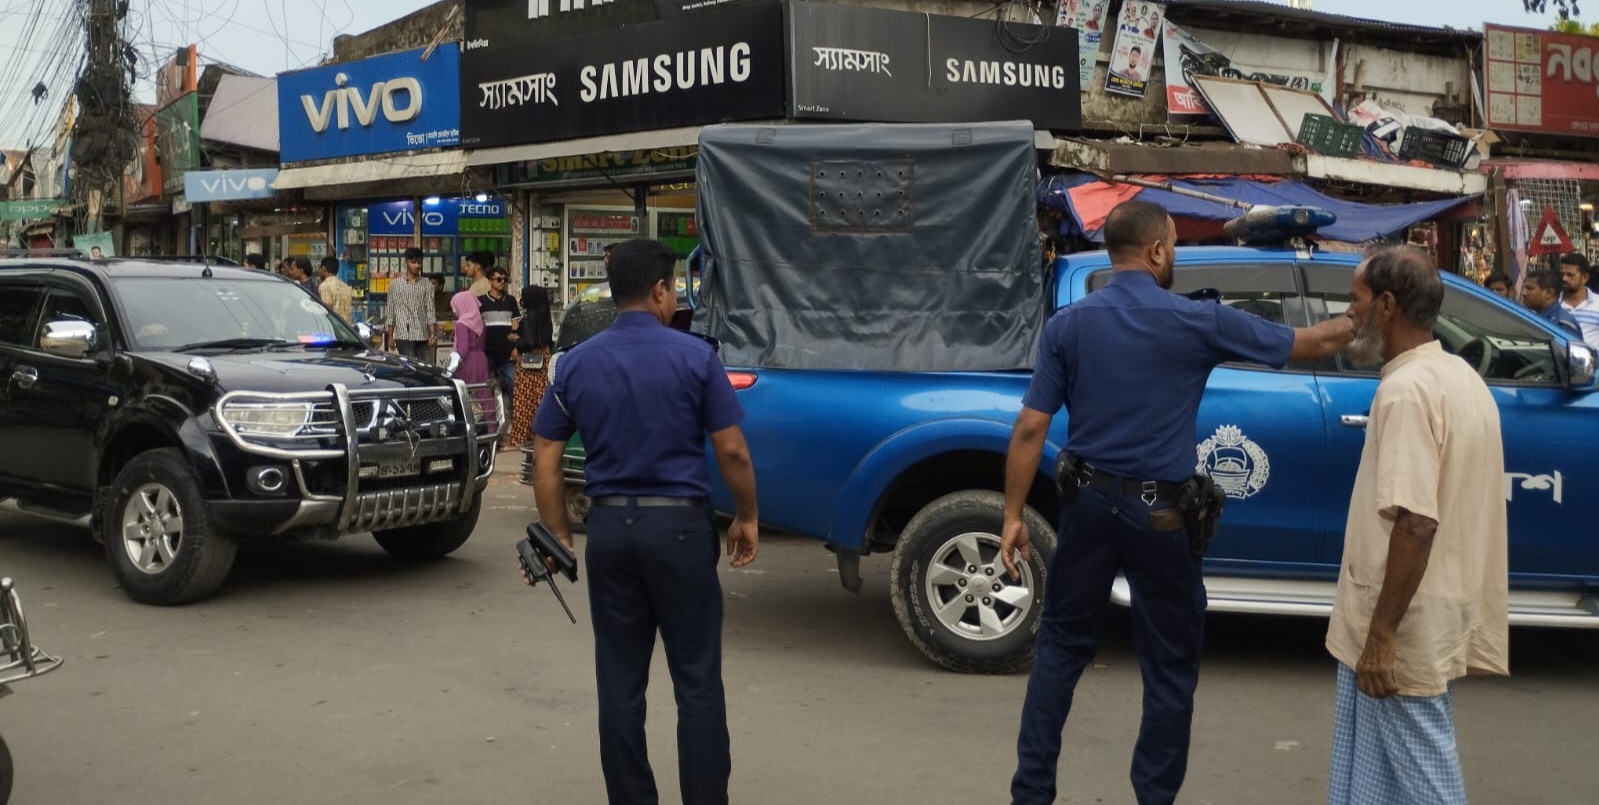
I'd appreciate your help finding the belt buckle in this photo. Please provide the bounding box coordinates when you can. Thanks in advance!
[1140,480,1158,507]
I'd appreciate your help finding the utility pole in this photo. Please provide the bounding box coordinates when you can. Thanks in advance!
[71,0,134,233]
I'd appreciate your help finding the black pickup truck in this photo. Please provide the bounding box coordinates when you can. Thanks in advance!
[0,258,502,604]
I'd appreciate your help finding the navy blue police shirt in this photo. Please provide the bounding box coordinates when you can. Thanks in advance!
[1021,271,1294,483]
[533,311,744,498]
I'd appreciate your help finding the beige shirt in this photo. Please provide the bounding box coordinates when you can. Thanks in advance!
[470,276,491,297]
[318,276,354,324]
[1325,340,1509,696]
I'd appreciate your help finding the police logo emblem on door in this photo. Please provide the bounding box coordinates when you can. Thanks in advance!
[1195,424,1271,500]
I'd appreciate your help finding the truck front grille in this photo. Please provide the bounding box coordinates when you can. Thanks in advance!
[346,482,461,532]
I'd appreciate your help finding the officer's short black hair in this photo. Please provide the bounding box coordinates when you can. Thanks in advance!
[607,239,677,305]
[403,247,424,262]
[243,253,266,269]
[1560,252,1591,276]
[1484,271,1510,288]
[1526,268,1560,294]
[1102,200,1171,257]
[1361,245,1442,329]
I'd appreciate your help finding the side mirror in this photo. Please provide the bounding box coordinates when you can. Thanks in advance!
[1567,341,1597,390]
[39,319,98,359]
[355,322,373,343]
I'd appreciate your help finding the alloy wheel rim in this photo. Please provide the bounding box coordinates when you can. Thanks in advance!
[121,483,185,575]
[923,530,1035,641]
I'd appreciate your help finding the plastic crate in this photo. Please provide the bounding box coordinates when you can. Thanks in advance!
[1397,128,1472,168]
[1296,114,1364,158]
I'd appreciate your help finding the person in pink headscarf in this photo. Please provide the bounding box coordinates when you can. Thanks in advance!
[449,290,490,386]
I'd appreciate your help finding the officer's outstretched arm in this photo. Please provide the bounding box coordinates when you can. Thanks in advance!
[1289,314,1355,362]
[710,425,759,568]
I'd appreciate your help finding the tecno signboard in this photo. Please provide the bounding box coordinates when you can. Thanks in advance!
[788,2,1081,130]
[368,197,508,237]
[277,44,463,163]
[463,0,756,47]
[460,1,786,148]
[1483,24,1599,138]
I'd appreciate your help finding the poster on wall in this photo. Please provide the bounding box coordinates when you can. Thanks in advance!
[1483,24,1599,137]
[1104,1,1163,98]
[75,231,114,258]
[1054,0,1112,87]
[1162,21,1336,120]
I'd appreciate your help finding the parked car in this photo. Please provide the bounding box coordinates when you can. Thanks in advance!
[0,258,502,604]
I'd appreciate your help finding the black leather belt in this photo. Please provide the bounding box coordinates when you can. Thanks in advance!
[590,495,706,508]
[1078,468,1182,504]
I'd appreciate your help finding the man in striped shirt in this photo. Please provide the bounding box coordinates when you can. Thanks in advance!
[1559,253,1599,350]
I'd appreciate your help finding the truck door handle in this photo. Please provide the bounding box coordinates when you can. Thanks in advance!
[1339,414,1368,428]
[11,366,38,389]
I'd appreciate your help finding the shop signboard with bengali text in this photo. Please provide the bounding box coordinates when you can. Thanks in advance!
[1484,24,1599,137]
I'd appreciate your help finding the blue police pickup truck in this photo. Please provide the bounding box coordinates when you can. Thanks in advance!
[682,122,1599,674]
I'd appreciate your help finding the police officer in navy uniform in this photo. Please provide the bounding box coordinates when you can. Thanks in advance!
[528,238,760,805]
[1000,201,1354,805]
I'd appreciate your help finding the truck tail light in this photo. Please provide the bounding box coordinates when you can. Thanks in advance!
[728,372,757,390]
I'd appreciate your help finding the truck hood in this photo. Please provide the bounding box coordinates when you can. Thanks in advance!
[136,348,455,394]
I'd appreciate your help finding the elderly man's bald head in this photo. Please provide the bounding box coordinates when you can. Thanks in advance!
[1357,245,1442,329]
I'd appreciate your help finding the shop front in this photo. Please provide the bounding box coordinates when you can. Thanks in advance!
[273,43,490,338]
[460,0,1080,313]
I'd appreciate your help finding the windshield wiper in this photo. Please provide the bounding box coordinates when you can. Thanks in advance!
[174,338,297,353]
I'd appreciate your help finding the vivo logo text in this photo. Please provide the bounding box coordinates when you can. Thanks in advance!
[301,72,424,134]
[381,210,446,228]
[200,175,270,194]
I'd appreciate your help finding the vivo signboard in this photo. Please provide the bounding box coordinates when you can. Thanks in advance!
[183,168,279,202]
[277,44,462,162]
[369,197,508,236]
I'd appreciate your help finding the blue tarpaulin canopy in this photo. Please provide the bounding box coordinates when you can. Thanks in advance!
[1039,174,1478,244]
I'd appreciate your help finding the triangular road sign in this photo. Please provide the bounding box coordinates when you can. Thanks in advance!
[1527,206,1574,255]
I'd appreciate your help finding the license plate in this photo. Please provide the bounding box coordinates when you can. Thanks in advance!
[376,457,420,478]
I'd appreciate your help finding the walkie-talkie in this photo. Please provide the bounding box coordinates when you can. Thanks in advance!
[517,522,580,624]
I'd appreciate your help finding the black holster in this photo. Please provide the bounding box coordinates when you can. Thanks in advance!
[1176,473,1227,558]
[1054,452,1083,505]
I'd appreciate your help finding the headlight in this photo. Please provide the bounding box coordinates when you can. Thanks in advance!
[221,402,314,437]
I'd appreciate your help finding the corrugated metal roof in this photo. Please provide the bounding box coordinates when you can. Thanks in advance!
[1163,0,1482,40]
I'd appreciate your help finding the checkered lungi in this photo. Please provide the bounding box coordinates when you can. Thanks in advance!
[1328,663,1467,805]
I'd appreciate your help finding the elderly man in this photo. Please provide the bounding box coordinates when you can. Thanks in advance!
[1326,245,1508,805]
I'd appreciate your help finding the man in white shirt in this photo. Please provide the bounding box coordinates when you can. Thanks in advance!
[1558,253,1599,350]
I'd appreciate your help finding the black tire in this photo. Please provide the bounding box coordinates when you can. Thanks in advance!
[101,448,238,606]
[0,730,12,805]
[373,495,481,560]
[564,485,590,531]
[889,490,1055,674]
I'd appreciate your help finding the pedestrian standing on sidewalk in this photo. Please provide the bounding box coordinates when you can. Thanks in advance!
[318,256,354,324]
[524,237,759,805]
[448,288,491,394]
[1325,245,1508,805]
[478,266,521,398]
[289,257,319,297]
[506,282,553,448]
[385,247,437,363]
[999,200,1354,805]
[464,250,494,297]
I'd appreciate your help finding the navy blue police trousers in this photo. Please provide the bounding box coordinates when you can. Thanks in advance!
[586,500,731,805]
[1010,483,1207,805]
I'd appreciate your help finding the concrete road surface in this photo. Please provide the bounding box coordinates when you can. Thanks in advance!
[2,469,1596,804]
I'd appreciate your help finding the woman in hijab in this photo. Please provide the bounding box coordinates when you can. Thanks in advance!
[507,284,554,447]
[449,290,491,399]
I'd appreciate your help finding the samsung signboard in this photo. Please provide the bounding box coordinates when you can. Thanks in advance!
[460,1,785,148]
[787,2,1081,130]
[463,0,756,47]
[277,44,462,163]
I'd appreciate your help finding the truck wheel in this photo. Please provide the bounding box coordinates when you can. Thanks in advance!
[101,448,238,606]
[373,496,481,560]
[565,485,590,529]
[0,730,11,805]
[889,490,1055,674]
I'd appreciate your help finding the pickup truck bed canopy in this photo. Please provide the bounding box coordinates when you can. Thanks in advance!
[694,122,1045,372]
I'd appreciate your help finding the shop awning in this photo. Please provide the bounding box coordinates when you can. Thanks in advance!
[470,125,1060,168]
[1042,175,1479,243]
[272,151,469,191]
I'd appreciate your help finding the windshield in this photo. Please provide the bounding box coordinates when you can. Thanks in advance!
[113,277,359,351]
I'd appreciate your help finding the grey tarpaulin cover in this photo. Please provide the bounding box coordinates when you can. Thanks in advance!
[694,121,1045,372]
